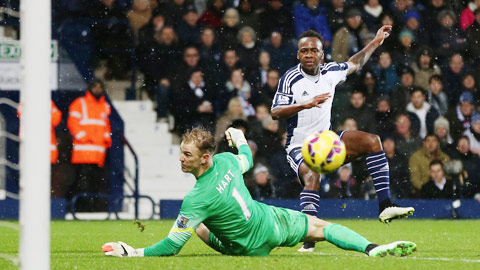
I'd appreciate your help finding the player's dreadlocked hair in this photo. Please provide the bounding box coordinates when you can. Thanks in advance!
[182,127,216,154]
[298,30,325,45]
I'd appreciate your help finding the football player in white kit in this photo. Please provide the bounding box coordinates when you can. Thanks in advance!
[271,26,414,252]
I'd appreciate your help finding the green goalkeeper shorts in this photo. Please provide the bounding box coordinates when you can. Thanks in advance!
[267,206,309,248]
[208,206,308,256]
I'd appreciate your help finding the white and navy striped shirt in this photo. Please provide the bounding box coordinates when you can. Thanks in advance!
[272,62,349,153]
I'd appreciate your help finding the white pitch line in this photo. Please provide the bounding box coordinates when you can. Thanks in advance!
[294,252,480,263]
[0,253,19,266]
[404,257,480,263]
[0,221,19,231]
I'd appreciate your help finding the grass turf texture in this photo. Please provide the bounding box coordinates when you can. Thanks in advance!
[1,219,479,269]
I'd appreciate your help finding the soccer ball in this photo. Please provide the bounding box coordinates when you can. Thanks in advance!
[301,130,346,173]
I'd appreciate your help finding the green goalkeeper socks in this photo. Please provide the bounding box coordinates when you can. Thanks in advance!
[323,223,371,253]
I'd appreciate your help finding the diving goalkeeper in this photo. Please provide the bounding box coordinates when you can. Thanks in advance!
[102,127,416,257]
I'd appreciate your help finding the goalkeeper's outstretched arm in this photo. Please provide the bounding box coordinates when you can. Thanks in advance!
[103,213,200,257]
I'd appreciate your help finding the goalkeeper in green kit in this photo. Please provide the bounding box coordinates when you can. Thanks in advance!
[102,127,417,257]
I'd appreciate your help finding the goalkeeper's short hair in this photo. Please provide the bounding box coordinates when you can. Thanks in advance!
[182,127,216,154]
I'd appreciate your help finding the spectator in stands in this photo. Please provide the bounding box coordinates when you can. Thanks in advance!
[362,0,383,32]
[194,0,207,15]
[164,0,190,26]
[67,80,112,212]
[268,131,302,199]
[343,90,376,133]
[217,48,241,90]
[293,0,332,48]
[329,164,357,198]
[442,53,467,105]
[258,0,295,40]
[137,13,166,53]
[138,25,180,99]
[411,47,441,92]
[445,91,476,141]
[393,113,422,159]
[237,26,259,74]
[251,69,279,108]
[358,69,378,105]
[170,68,216,136]
[261,31,297,74]
[459,0,480,31]
[376,11,400,52]
[389,67,414,115]
[331,8,369,63]
[215,97,247,142]
[372,50,399,96]
[433,10,467,65]
[248,164,276,199]
[151,45,201,117]
[465,9,480,68]
[406,87,440,139]
[409,134,450,194]
[219,8,240,49]
[248,104,271,140]
[248,50,271,91]
[218,68,254,116]
[198,27,222,81]
[404,11,430,46]
[383,136,412,199]
[392,29,417,69]
[374,97,396,138]
[448,136,480,199]
[199,0,225,29]
[434,116,455,154]
[424,0,451,33]
[176,5,202,47]
[326,0,347,36]
[461,73,479,105]
[127,0,153,39]
[462,114,480,155]
[254,116,283,166]
[173,46,202,89]
[237,0,259,33]
[427,75,448,116]
[389,0,410,26]
[421,160,456,199]
[158,46,202,121]
[90,0,132,80]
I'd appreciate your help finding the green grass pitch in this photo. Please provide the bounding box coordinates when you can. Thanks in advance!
[1,219,480,269]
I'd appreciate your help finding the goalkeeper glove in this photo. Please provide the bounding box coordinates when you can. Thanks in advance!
[102,241,144,257]
[225,127,248,148]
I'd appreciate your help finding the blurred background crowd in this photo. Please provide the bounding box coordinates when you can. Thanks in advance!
[3,0,480,202]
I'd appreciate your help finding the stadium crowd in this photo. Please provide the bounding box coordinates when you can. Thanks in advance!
[42,0,480,202]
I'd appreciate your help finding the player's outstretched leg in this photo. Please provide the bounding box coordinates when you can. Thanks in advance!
[365,150,415,223]
[304,215,417,257]
[297,163,321,252]
[341,131,415,223]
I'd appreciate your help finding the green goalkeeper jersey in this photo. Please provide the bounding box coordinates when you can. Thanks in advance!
[144,145,307,256]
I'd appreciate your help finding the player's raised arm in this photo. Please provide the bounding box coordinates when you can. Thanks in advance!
[346,25,392,75]
[271,93,331,119]
[225,127,253,173]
